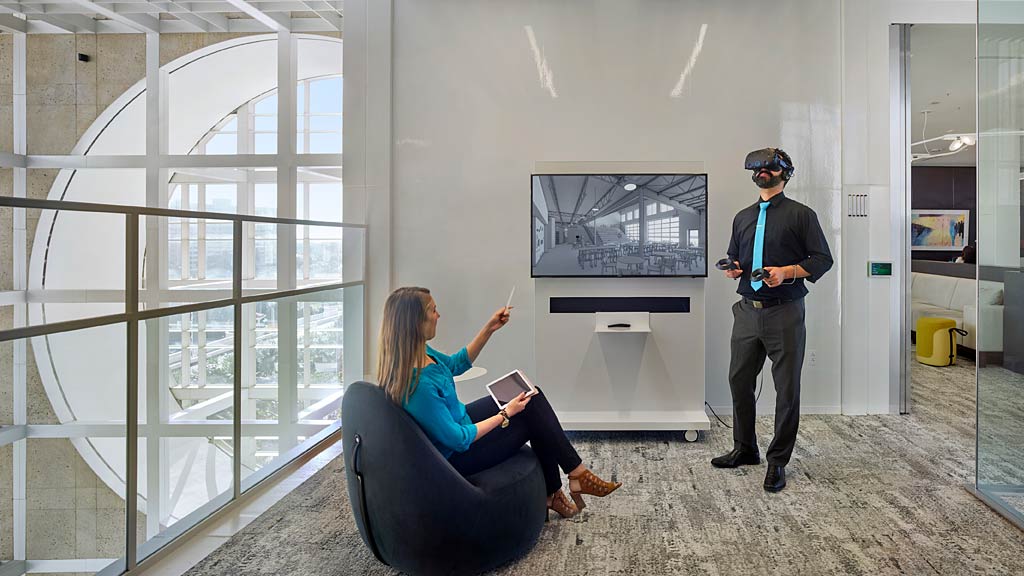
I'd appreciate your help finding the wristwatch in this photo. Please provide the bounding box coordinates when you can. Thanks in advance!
[499,409,510,428]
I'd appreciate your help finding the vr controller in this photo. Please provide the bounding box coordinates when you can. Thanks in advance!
[716,258,768,282]
[744,148,794,181]
[715,258,738,271]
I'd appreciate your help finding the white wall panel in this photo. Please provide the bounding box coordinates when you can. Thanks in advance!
[392,0,843,414]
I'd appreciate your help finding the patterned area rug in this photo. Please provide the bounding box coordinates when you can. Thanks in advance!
[186,359,1024,575]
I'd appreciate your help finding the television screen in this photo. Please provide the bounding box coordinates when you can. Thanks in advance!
[531,173,708,277]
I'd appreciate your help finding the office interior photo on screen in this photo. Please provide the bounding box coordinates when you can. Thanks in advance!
[531,174,708,277]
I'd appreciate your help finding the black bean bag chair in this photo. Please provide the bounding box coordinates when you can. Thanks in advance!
[342,381,546,576]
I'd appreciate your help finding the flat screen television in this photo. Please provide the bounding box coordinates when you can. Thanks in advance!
[531,173,708,278]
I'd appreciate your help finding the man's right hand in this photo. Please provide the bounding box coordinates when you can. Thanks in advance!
[724,261,743,279]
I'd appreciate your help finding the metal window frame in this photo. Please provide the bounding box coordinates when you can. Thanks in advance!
[0,29,353,576]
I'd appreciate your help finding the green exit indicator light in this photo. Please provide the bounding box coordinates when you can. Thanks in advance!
[868,261,893,277]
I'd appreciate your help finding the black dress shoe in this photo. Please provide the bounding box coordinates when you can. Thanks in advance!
[764,464,786,492]
[711,449,761,468]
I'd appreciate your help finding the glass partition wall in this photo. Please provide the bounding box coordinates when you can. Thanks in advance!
[975,2,1024,529]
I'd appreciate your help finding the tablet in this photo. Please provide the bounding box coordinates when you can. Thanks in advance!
[486,369,538,408]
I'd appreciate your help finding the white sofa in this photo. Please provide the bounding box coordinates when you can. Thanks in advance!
[911,272,1004,352]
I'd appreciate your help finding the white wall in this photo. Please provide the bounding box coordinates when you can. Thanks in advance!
[391,0,843,413]
[348,0,978,416]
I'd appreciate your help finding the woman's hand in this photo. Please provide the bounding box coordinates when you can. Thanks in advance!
[504,392,532,417]
[467,307,512,363]
[485,306,512,334]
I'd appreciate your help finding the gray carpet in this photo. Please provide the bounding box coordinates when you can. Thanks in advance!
[185,359,1024,575]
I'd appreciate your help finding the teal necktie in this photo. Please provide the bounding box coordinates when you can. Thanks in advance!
[751,201,770,291]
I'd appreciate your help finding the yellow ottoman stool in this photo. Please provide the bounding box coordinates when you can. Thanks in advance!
[916,317,964,367]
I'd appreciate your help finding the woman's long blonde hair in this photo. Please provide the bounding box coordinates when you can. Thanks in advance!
[377,287,432,405]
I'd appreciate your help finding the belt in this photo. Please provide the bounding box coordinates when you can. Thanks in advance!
[743,297,793,309]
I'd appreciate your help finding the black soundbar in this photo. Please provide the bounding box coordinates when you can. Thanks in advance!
[549,297,690,314]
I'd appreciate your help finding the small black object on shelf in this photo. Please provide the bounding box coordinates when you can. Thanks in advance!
[77,53,90,63]
[607,323,632,329]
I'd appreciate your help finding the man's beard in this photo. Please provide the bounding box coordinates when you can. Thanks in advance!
[752,171,784,189]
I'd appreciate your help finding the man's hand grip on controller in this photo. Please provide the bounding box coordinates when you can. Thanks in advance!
[716,257,743,280]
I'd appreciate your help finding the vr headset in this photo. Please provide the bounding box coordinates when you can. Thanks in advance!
[744,148,794,181]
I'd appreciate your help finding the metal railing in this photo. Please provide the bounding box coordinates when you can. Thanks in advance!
[0,195,365,574]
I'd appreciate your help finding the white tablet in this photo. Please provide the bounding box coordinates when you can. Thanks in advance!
[486,369,538,409]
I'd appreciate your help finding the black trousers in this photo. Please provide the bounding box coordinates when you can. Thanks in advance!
[449,389,582,495]
[729,298,806,466]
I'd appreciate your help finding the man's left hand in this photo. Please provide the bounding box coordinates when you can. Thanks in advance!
[761,266,790,288]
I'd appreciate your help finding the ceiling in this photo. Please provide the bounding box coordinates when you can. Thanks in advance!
[0,0,342,34]
[540,174,707,227]
[909,24,976,167]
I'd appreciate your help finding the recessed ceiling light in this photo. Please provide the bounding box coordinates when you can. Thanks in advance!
[624,183,637,191]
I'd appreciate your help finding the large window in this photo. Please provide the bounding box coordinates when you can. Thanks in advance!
[170,76,344,285]
[688,229,700,247]
[12,35,355,575]
[646,216,679,244]
[166,74,344,443]
[625,222,639,242]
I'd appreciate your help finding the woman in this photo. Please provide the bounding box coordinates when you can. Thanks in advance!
[376,287,621,518]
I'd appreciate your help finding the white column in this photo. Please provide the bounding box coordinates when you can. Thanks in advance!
[277,30,299,450]
[12,30,26,564]
[345,0,392,378]
[144,32,171,540]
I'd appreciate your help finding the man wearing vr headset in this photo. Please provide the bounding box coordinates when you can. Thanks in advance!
[712,147,833,493]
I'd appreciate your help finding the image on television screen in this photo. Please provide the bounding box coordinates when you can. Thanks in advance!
[531,174,708,277]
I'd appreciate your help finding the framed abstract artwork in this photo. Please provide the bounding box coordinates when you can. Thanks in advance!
[910,209,969,250]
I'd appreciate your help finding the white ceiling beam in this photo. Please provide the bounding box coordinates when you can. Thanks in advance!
[285,16,332,32]
[0,4,40,14]
[297,0,339,30]
[167,0,227,30]
[0,13,26,32]
[222,0,288,31]
[35,12,95,32]
[1,13,329,33]
[67,0,159,32]
[165,10,210,31]
[92,18,136,32]
[0,3,154,15]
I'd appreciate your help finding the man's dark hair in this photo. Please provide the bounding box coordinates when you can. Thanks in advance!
[775,148,795,184]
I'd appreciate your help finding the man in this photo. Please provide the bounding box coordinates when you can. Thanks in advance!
[711,147,833,493]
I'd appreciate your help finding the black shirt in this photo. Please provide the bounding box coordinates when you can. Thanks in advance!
[727,192,833,301]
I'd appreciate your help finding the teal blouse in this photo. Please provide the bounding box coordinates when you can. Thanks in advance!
[403,345,477,458]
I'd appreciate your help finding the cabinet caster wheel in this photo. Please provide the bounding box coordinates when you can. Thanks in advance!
[683,430,699,443]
